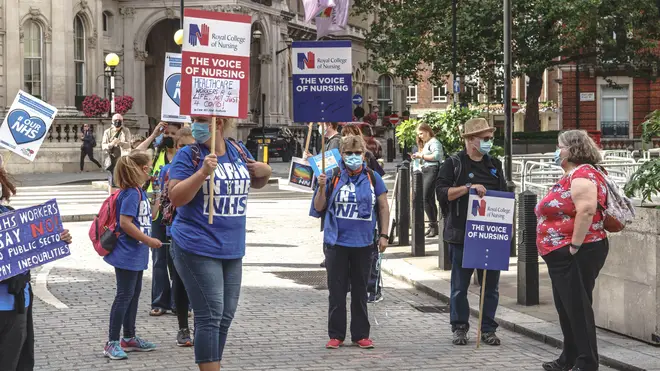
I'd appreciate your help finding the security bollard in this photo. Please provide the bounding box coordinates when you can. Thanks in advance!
[387,138,395,162]
[411,170,425,256]
[402,145,410,161]
[517,191,539,306]
[396,161,410,246]
[437,218,451,270]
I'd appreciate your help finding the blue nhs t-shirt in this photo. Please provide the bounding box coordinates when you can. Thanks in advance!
[169,142,253,259]
[104,188,151,271]
[334,172,388,247]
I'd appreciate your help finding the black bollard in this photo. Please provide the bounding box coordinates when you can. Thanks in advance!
[396,161,410,246]
[411,170,425,256]
[437,218,452,270]
[517,191,539,306]
[387,138,394,162]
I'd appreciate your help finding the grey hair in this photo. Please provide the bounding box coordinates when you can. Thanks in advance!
[558,130,602,165]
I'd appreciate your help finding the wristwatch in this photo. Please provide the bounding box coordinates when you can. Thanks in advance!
[465,183,472,190]
[379,233,389,240]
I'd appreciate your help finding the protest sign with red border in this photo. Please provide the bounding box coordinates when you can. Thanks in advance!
[180,9,251,118]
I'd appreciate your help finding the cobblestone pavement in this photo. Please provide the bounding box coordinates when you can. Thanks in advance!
[32,199,613,371]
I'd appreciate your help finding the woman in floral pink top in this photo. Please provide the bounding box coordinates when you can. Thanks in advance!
[535,130,609,371]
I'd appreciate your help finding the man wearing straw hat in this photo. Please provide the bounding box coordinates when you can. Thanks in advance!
[436,117,507,346]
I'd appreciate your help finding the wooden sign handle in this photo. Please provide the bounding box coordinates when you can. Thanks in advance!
[208,117,217,225]
[304,122,313,153]
[476,270,488,349]
[321,123,326,173]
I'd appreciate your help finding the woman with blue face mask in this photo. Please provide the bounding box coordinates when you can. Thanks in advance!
[167,116,271,370]
[310,135,390,350]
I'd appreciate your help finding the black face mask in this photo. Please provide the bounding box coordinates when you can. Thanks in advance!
[113,120,122,128]
[162,136,175,149]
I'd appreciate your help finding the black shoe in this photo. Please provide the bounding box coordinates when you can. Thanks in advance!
[480,331,501,346]
[425,223,439,237]
[176,328,193,347]
[542,360,573,371]
[452,325,469,345]
[367,292,383,303]
[320,259,326,268]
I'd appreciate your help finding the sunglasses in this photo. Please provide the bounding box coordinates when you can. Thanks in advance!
[344,151,363,156]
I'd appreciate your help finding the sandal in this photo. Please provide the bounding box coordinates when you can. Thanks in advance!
[149,308,166,316]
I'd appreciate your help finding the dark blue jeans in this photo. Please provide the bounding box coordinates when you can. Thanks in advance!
[109,268,143,341]
[151,218,174,311]
[449,243,500,333]
[171,239,242,364]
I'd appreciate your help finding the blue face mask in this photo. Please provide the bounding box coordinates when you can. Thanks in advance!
[191,122,211,143]
[478,139,493,155]
[344,154,363,171]
[554,149,563,166]
[154,134,163,147]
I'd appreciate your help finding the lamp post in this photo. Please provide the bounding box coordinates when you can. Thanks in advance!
[105,53,120,117]
[252,29,268,162]
[276,37,293,56]
[367,97,373,113]
[452,0,458,106]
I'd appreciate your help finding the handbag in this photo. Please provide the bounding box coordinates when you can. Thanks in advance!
[104,129,123,171]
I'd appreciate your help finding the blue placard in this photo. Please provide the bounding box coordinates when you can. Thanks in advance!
[352,94,363,105]
[308,149,342,177]
[462,190,515,271]
[453,80,460,93]
[292,40,353,123]
[0,199,70,280]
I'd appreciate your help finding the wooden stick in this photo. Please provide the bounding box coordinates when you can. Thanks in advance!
[321,123,326,173]
[476,270,488,349]
[208,117,217,225]
[304,122,313,153]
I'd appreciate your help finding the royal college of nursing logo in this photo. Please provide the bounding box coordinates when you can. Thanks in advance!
[471,198,486,217]
[297,52,315,70]
[189,23,210,46]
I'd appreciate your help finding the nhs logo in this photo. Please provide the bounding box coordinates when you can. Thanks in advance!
[297,52,315,70]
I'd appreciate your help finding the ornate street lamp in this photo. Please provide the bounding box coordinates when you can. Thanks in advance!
[104,53,120,116]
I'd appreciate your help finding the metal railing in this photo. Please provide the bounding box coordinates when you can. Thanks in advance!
[601,121,630,138]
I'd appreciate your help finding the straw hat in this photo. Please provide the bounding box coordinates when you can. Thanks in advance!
[461,118,496,138]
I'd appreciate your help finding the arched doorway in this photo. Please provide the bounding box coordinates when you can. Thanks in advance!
[144,18,180,129]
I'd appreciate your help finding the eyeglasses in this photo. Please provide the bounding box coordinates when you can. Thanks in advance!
[344,151,363,156]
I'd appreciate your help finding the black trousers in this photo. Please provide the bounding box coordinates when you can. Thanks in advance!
[325,244,372,342]
[80,146,101,171]
[422,166,439,224]
[543,240,609,371]
[0,287,34,371]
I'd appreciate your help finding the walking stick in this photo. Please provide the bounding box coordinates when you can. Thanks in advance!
[208,117,217,225]
[476,270,488,349]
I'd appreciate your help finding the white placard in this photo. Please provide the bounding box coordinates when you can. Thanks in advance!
[161,53,191,123]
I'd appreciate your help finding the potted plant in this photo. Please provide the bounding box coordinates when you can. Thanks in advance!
[115,96,134,115]
[82,95,110,117]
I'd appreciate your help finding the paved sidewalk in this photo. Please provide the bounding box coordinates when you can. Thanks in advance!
[13,170,108,187]
[380,241,660,371]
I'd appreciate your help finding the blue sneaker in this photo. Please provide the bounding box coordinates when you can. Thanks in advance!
[104,341,128,360]
[121,336,157,352]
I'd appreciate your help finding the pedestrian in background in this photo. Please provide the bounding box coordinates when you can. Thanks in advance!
[102,113,132,194]
[411,122,444,237]
[153,127,195,347]
[436,118,505,346]
[79,123,101,172]
[537,130,609,371]
[103,151,161,360]
[168,116,271,370]
[311,135,390,350]
[0,154,73,370]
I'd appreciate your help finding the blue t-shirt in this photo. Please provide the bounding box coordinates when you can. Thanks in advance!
[169,142,253,259]
[104,188,152,271]
[159,164,172,237]
[333,172,387,247]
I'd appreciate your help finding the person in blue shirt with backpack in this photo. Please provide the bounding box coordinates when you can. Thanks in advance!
[311,135,390,350]
[168,116,271,370]
[103,151,162,360]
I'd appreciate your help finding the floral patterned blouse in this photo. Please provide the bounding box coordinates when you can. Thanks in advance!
[535,165,608,256]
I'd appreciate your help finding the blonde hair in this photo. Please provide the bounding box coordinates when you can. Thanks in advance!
[176,127,193,145]
[342,125,362,137]
[558,130,602,165]
[340,135,366,153]
[113,151,151,189]
[131,135,146,149]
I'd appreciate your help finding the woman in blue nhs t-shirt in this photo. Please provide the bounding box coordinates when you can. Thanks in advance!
[168,116,271,369]
[103,151,162,360]
[310,135,390,350]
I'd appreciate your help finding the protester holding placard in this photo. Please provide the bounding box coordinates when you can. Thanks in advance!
[102,114,132,193]
[411,122,444,237]
[536,130,609,371]
[168,116,271,369]
[0,154,73,370]
[436,118,506,346]
[310,135,390,350]
[103,151,161,360]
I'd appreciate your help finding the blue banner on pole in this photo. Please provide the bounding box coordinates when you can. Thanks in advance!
[0,199,70,281]
[292,40,353,123]
[462,190,515,271]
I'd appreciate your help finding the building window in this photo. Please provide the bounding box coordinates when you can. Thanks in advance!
[74,14,85,96]
[432,85,448,103]
[102,11,113,36]
[407,85,418,104]
[23,21,43,98]
[377,75,393,115]
[600,85,629,138]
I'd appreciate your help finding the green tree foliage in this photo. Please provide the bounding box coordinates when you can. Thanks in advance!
[353,0,660,132]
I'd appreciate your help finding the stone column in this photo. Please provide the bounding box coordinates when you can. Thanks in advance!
[50,1,73,109]
[6,1,22,106]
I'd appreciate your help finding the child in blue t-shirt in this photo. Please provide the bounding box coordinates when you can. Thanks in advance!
[103,151,162,360]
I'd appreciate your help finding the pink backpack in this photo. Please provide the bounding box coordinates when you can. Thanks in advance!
[88,188,141,256]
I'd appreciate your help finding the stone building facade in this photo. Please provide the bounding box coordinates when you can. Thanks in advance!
[0,0,407,173]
